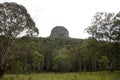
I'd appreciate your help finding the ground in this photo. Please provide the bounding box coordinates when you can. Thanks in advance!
[1,71,120,80]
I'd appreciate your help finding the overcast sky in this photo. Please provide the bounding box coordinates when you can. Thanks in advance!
[0,0,120,39]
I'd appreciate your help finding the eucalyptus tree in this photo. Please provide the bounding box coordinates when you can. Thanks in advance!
[111,11,120,42]
[85,12,115,42]
[85,12,120,71]
[0,2,39,77]
[86,12,120,42]
[52,48,72,72]
[32,51,44,73]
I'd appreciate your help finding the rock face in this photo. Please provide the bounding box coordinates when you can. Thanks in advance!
[50,26,69,38]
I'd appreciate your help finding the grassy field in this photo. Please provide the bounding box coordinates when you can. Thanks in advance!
[1,71,120,80]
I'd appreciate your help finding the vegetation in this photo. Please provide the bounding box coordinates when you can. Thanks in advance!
[0,2,38,77]
[52,48,72,72]
[1,72,120,80]
[0,2,120,79]
[32,51,44,73]
[5,37,120,73]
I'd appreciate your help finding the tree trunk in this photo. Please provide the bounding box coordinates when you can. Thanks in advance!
[83,64,86,71]
[0,72,3,78]
[0,64,7,78]
[0,66,5,78]
[78,59,82,71]
[94,60,97,71]
[34,67,35,73]
[0,71,4,78]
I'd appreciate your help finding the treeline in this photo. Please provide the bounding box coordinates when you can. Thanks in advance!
[1,2,120,76]
[6,37,120,73]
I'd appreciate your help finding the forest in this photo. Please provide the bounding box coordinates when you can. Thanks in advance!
[5,37,120,74]
[0,2,120,79]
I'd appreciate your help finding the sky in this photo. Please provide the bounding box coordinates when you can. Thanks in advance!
[0,0,120,39]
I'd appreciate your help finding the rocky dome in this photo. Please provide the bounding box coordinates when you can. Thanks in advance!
[50,26,69,38]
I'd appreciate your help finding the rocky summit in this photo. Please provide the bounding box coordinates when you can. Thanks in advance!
[50,26,69,38]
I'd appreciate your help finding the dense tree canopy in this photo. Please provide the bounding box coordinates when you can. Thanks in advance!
[0,2,39,77]
[0,2,120,75]
[52,48,72,72]
[86,12,120,42]
[32,51,44,73]
[5,37,120,73]
[0,2,39,37]
[85,12,120,71]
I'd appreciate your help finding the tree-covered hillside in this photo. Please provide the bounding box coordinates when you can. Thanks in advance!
[6,37,120,73]
[0,2,120,78]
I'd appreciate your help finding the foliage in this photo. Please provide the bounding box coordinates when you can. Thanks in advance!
[5,36,120,73]
[52,48,72,72]
[98,56,109,70]
[85,12,120,42]
[85,12,120,72]
[0,2,39,77]
[0,3,119,74]
[32,51,44,73]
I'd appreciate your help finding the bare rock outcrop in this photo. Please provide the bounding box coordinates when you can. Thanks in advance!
[50,26,69,38]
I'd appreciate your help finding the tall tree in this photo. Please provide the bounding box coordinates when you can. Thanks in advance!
[32,51,44,73]
[86,12,120,43]
[0,2,39,77]
[52,48,72,72]
[85,12,115,42]
[85,12,120,71]
[111,11,120,42]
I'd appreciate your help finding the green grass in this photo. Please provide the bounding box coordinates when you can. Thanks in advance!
[1,71,120,80]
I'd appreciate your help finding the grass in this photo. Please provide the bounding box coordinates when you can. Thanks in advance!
[1,71,120,80]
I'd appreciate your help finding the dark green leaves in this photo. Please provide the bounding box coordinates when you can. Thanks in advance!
[0,2,39,38]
